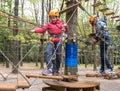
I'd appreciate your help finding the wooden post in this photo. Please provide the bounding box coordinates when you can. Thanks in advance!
[64,0,78,78]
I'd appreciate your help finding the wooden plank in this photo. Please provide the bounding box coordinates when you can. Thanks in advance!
[92,1,102,7]
[99,7,109,12]
[116,19,120,22]
[59,2,80,14]
[111,16,119,19]
[17,79,30,89]
[26,74,78,81]
[106,12,115,16]
[0,84,16,91]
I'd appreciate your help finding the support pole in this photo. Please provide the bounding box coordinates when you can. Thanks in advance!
[64,0,78,79]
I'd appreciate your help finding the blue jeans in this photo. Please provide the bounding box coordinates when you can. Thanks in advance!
[99,40,113,71]
[45,42,62,73]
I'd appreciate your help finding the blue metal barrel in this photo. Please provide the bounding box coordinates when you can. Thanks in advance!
[65,44,78,67]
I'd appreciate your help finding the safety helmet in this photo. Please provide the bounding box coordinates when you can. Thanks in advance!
[49,10,59,17]
[89,15,97,25]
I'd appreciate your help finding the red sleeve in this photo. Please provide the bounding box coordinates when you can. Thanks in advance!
[64,25,68,33]
[34,24,48,33]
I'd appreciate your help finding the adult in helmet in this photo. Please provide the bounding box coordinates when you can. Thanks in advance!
[89,15,114,74]
[30,9,68,75]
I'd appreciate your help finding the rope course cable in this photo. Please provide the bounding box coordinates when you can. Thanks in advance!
[0,25,31,32]
[0,10,39,26]
[0,49,31,87]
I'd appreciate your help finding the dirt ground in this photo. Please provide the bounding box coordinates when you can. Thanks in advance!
[0,66,120,91]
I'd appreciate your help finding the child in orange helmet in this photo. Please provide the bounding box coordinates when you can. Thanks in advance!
[89,15,114,74]
[30,10,68,76]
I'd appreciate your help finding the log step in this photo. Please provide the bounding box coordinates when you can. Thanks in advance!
[26,74,78,81]
[99,7,109,12]
[17,79,30,89]
[92,1,102,7]
[0,84,17,91]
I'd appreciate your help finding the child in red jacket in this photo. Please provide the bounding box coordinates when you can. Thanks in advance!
[30,10,68,75]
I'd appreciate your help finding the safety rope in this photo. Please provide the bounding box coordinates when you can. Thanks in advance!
[78,3,91,16]
[0,10,38,26]
[60,0,65,11]
[46,31,67,69]
[0,49,31,86]
[0,25,31,32]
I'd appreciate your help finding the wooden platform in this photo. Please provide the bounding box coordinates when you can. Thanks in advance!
[43,79,100,91]
[0,84,17,91]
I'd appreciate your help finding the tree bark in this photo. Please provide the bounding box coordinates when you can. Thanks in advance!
[12,0,19,73]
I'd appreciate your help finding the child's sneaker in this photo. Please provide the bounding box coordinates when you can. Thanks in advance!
[106,69,115,73]
[42,69,52,76]
[97,69,104,74]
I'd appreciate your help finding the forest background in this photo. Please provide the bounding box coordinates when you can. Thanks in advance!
[0,0,120,73]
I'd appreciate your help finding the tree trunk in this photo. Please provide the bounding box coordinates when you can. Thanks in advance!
[92,0,97,71]
[39,0,45,69]
[65,0,78,76]
[20,0,25,67]
[12,0,19,73]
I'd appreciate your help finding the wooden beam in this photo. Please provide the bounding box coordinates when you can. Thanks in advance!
[17,80,30,89]
[59,2,80,14]
[0,84,17,91]
[92,1,102,7]
[111,16,119,19]
[99,7,109,12]
[106,12,115,16]
[116,19,120,22]
[26,74,78,81]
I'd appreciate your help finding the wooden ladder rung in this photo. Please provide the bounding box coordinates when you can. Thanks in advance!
[0,84,17,91]
[111,16,119,19]
[99,7,109,12]
[92,1,102,7]
[106,12,115,16]
[116,19,120,22]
